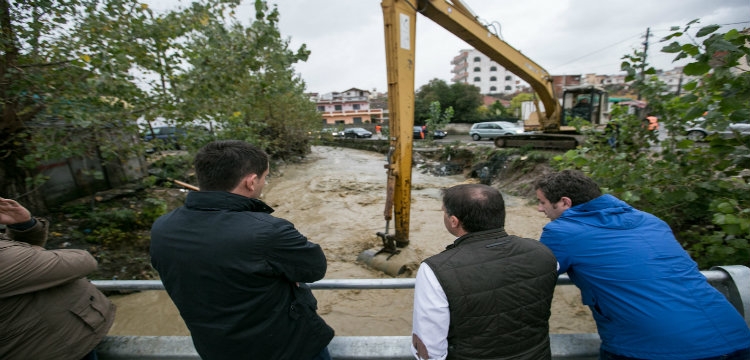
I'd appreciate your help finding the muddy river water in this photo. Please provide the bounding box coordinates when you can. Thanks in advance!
[107,145,596,336]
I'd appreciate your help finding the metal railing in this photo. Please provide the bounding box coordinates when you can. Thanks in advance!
[94,266,750,360]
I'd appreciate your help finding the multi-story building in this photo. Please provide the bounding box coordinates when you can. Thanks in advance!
[314,88,385,126]
[451,49,522,95]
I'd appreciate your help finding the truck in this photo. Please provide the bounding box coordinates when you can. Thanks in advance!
[359,0,609,275]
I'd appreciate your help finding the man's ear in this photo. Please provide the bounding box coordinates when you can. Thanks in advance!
[232,173,258,195]
[448,214,461,230]
[560,196,573,209]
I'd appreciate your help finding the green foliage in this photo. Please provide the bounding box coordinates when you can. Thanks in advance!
[555,22,750,269]
[2,0,319,207]
[139,197,169,226]
[509,93,534,118]
[147,153,194,182]
[415,79,483,124]
[425,101,453,141]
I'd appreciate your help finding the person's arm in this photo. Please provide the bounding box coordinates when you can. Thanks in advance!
[266,219,328,283]
[0,243,98,298]
[540,226,571,274]
[411,263,449,360]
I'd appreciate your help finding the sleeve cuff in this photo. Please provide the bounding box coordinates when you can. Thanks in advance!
[7,218,37,231]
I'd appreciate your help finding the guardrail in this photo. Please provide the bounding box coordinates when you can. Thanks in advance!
[94,266,750,360]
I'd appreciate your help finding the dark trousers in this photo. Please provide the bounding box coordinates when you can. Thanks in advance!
[80,349,98,360]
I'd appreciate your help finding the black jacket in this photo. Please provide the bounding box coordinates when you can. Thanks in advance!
[150,191,334,360]
[424,229,558,360]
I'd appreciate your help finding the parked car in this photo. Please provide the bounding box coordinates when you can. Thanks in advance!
[143,126,187,150]
[469,121,523,141]
[413,126,447,140]
[318,127,344,138]
[685,118,750,141]
[342,127,373,138]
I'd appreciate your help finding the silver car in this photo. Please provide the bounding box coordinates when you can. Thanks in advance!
[686,120,750,141]
[469,121,523,141]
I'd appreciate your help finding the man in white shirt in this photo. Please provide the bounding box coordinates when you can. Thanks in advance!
[411,184,558,360]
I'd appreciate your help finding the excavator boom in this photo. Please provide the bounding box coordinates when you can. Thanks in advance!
[361,0,601,275]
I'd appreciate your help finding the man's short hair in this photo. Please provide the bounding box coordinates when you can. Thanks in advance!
[442,184,505,233]
[535,170,602,206]
[194,140,269,191]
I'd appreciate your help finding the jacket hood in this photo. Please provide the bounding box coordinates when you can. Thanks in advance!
[184,191,274,214]
[563,194,643,230]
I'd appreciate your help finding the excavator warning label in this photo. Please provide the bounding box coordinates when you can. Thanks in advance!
[400,14,410,50]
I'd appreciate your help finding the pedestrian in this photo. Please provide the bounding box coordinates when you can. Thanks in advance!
[150,140,334,360]
[375,124,382,139]
[535,170,750,360]
[412,184,558,360]
[0,197,116,360]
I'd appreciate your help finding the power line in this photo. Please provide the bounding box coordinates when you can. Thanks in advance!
[552,31,645,69]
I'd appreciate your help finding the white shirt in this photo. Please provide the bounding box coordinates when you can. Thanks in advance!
[411,262,449,360]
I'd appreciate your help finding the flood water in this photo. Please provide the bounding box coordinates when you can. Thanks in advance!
[107,146,595,336]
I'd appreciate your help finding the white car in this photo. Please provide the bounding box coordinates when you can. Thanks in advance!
[469,121,524,141]
[685,120,750,141]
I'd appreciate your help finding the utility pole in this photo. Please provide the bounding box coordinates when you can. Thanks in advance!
[637,27,650,100]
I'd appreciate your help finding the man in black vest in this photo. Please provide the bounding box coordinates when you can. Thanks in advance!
[411,184,558,360]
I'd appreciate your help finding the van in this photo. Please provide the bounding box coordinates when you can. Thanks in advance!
[469,121,523,141]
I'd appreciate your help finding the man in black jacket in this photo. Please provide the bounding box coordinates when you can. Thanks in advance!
[150,140,334,360]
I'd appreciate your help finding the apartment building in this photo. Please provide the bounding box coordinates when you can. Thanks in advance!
[313,88,385,126]
[451,49,522,95]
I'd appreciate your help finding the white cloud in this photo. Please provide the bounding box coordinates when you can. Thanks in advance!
[146,0,750,94]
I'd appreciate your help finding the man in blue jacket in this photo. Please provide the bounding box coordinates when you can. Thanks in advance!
[535,170,750,360]
[150,140,334,360]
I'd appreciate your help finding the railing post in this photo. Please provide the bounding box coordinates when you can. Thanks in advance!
[711,265,750,327]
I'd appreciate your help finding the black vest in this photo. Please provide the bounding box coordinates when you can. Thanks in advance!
[424,228,558,360]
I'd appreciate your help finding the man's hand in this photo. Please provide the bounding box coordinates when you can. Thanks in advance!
[412,333,429,360]
[0,197,32,225]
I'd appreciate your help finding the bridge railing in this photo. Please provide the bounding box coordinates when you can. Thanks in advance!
[94,265,750,360]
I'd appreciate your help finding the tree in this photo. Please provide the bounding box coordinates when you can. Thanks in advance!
[174,1,316,160]
[0,0,317,212]
[555,21,750,268]
[424,101,453,141]
[414,78,482,124]
[0,0,149,212]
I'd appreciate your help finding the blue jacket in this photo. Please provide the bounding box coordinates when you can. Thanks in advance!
[540,194,750,359]
[150,191,334,360]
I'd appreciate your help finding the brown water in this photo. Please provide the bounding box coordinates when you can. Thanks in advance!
[108,146,596,336]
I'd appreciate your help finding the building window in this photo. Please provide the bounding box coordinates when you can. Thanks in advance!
[490,66,497,71]
[473,67,481,72]
[473,77,480,82]
[505,75,512,81]
[473,56,481,62]
[353,104,361,110]
[353,117,362,124]
[490,76,497,81]
[335,120,345,124]
[505,86,512,91]
[334,105,342,111]
[490,86,497,92]
[317,106,325,111]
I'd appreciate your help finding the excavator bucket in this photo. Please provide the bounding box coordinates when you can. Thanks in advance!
[356,232,415,277]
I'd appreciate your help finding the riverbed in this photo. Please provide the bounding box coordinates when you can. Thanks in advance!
[107,145,596,336]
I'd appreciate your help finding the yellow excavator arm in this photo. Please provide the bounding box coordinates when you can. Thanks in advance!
[365,0,576,275]
[380,0,560,243]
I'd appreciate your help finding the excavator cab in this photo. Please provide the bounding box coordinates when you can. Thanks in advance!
[561,85,609,130]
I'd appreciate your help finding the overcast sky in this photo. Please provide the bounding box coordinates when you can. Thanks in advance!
[148,0,750,94]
